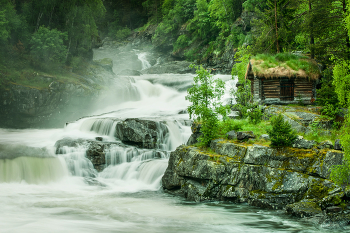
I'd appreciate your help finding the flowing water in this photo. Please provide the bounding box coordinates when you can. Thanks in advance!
[0,50,343,232]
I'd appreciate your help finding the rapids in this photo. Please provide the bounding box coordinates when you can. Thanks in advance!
[0,50,342,232]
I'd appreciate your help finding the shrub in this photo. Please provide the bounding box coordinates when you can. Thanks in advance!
[248,106,263,124]
[267,113,297,146]
[115,27,131,41]
[330,113,350,185]
[30,26,67,64]
[173,34,190,52]
[186,64,229,146]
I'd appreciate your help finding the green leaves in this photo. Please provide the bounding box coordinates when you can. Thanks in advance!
[333,59,350,107]
[267,113,297,146]
[30,26,67,64]
[186,65,229,146]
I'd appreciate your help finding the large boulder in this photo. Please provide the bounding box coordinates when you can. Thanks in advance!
[162,140,346,221]
[292,136,316,149]
[115,118,169,149]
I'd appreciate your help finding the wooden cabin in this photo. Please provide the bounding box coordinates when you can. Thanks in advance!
[245,57,320,105]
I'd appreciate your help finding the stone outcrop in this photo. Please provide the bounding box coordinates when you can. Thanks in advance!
[142,61,196,74]
[263,105,332,134]
[162,139,349,222]
[115,118,169,149]
[0,58,129,128]
[187,123,203,146]
[55,136,169,172]
[55,137,121,172]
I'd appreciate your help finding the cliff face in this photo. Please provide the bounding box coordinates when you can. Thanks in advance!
[0,58,128,128]
[162,139,350,220]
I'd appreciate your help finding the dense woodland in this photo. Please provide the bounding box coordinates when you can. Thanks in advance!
[1,0,350,110]
[0,0,349,69]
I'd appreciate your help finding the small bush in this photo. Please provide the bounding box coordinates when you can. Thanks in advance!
[248,106,263,124]
[115,27,131,41]
[267,114,297,146]
[173,35,190,52]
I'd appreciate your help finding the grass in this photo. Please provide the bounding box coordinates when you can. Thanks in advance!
[213,114,341,148]
[215,118,271,146]
[251,52,320,79]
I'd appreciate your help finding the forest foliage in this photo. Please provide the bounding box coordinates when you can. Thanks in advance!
[2,0,350,183]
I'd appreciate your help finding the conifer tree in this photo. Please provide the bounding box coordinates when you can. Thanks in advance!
[251,0,298,54]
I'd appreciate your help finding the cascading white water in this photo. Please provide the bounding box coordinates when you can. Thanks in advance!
[0,144,69,184]
[0,156,68,184]
[137,52,152,70]
[0,49,333,233]
[57,146,98,177]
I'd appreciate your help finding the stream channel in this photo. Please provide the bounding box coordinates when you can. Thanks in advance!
[0,49,340,232]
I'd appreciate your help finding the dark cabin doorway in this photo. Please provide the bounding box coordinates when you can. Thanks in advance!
[280,78,294,101]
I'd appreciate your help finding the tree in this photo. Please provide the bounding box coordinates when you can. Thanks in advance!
[251,0,298,54]
[329,0,350,185]
[231,46,254,118]
[186,65,229,146]
[30,26,67,64]
[267,113,297,146]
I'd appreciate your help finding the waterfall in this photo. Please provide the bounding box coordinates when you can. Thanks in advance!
[0,157,68,184]
[0,144,69,184]
[137,52,152,70]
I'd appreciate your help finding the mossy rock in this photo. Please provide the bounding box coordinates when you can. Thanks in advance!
[285,201,322,217]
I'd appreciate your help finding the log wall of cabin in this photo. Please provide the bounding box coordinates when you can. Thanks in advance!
[262,79,280,99]
[249,78,254,98]
[294,78,314,99]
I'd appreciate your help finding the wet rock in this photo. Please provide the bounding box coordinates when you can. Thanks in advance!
[286,201,322,217]
[326,206,343,213]
[317,140,334,149]
[93,58,113,73]
[237,131,256,140]
[117,69,142,76]
[310,150,344,179]
[142,61,195,74]
[334,139,343,151]
[95,137,103,141]
[115,118,169,149]
[54,137,85,153]
[55,138,123,172]
[162,141,347,221]
[292,136,316,149]
[187,123,202,146]
[260,134,270,140]
[85,141,106,172]
[226,130,237,140]
[320,192,344,210]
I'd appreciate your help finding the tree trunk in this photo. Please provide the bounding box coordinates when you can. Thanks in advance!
[309,0,314,59]
[35,12,43,32]
[275,0,279,53]
[343,0,350,58]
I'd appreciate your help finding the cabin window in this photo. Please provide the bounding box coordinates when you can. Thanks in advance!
[279,78,294,101]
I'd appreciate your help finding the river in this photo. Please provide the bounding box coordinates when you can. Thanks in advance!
[0,50,342,232]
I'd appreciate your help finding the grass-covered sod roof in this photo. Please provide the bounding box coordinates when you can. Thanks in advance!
[247,53,320,80]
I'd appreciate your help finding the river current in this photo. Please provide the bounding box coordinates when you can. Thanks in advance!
[0,51,342,232]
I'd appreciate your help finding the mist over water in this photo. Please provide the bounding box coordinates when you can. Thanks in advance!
[0,49,339,232]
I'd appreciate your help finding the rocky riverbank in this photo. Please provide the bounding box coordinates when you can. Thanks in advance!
[161,139,350,225]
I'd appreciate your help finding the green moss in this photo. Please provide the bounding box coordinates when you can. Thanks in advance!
[250,190,267,199]
[176,158,184,167]
[305,180,330,199]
